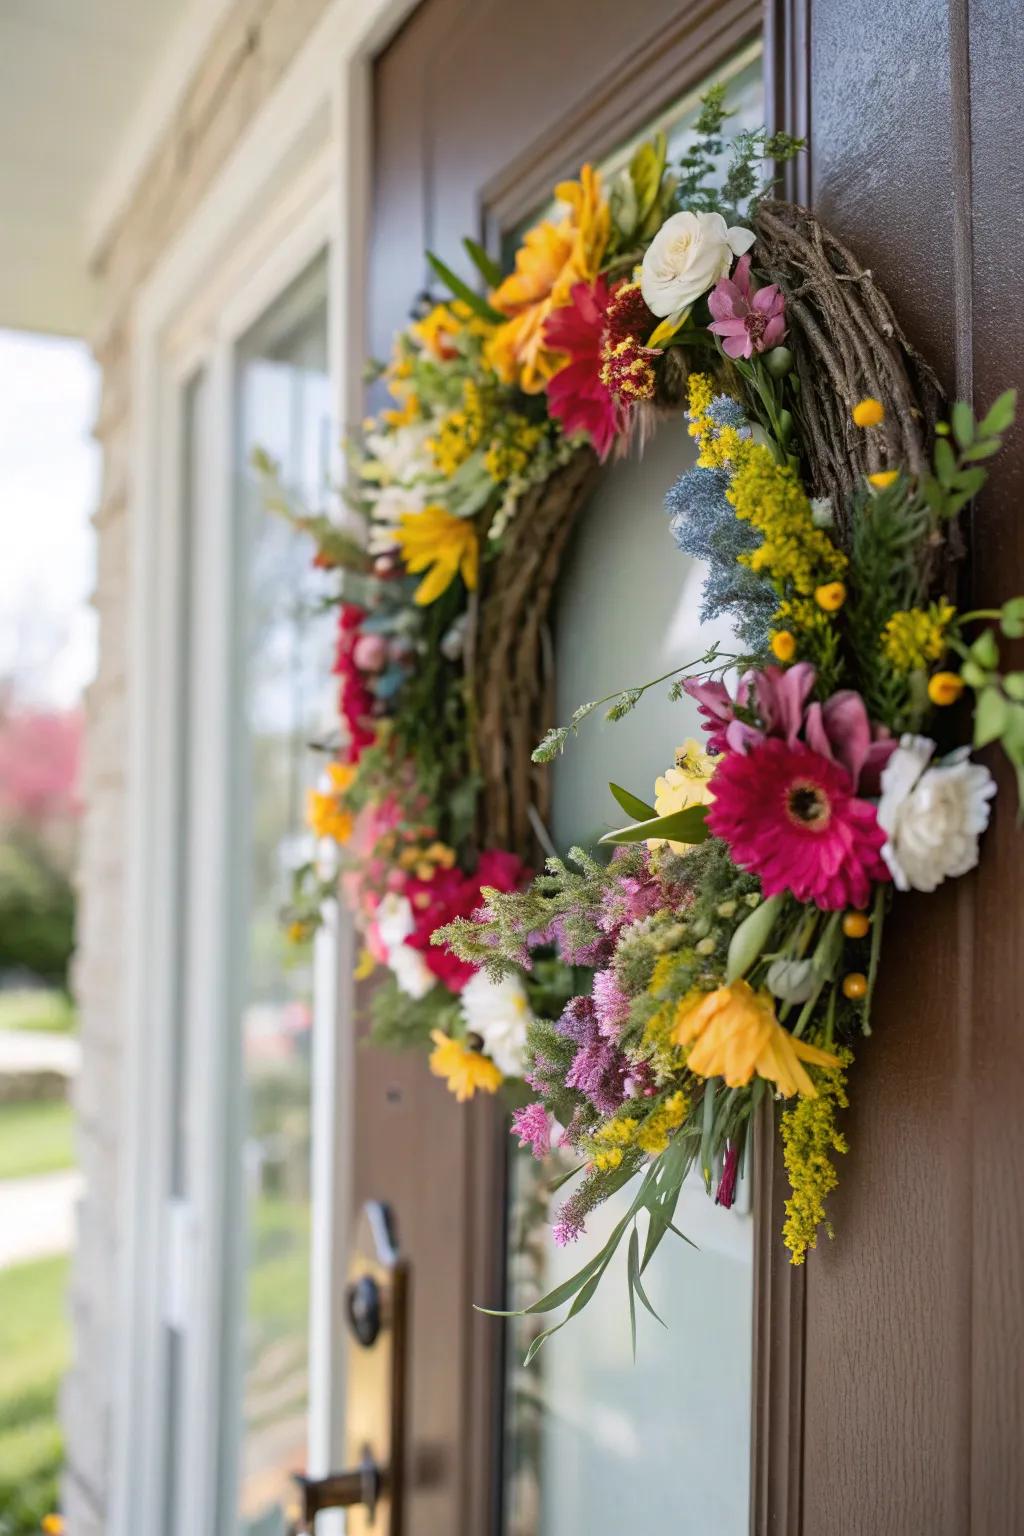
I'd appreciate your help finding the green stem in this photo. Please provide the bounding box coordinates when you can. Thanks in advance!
[862,886,888,1036]
[957,609,1002,624]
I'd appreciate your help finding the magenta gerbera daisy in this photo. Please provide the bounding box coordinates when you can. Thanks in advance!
[706,737,891,910]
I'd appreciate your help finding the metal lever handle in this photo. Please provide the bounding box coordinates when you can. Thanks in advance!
[294,1449,382,1530]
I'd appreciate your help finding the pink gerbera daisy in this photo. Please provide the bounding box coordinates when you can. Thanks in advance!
[706,736,890,910]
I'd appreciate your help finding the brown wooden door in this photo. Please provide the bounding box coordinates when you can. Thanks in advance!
[354,2,1024,1532]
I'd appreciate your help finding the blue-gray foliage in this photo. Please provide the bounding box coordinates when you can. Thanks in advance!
[665,396,776,649]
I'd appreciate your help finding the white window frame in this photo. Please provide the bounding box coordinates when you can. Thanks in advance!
[112,5,417,1534]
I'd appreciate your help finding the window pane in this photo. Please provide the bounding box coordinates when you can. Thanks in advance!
[502,47,763,1536]
[231,255,334,1534]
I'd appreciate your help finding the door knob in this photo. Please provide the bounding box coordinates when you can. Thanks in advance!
[295,1201,407,1534]
[294,1449,381,1529]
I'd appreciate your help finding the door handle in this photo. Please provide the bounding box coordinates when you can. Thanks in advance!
[294,1202,408,1534]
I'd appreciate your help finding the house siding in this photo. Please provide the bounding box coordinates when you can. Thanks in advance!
[66,3,333,1530]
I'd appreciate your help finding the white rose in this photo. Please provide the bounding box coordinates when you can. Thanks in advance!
[877,735,996,893]
[460,971,533,1078]
[640,211,756,318]
[388,941,435,1000]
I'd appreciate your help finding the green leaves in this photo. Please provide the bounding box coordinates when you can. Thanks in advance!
[462,237,503,289]
[926,389,1017,519]
[599,803,709,848]
[975,685,1008,749]
[1000,597,1024,639]
[425,250,505,324]
[608,783,657,821]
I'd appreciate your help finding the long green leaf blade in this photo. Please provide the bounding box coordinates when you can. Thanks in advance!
[599,803,709,847]
[608,782,657,820]
[462,237,503,288]
[426,251,505,324]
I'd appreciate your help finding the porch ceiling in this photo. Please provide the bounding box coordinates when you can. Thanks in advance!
[0,0,223,338]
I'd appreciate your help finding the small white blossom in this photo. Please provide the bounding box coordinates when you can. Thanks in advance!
[374,893,435,999]
[460,971,533,1078]
[877,735,996,892]
[388,942,434,1000]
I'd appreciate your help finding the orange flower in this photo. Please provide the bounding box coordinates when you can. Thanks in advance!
[487,165,610,393]
[673,981,839,1098]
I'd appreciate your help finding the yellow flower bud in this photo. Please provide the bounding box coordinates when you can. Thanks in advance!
[868,469,900,489]
[814,581,847,612]
[852,397,885,427]
[842,972,868,1000]
[842,911,870,940]
[928,670,965,706]
[770,629,797,662]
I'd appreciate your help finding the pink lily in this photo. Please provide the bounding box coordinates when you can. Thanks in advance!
[707,254,787,360]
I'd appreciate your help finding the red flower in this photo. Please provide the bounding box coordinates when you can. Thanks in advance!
[544,278,625,460]
[406,848,530,991]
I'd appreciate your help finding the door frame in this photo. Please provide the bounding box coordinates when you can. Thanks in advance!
[111,5,418,1534]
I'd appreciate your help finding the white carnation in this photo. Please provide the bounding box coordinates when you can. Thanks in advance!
[877,735,996,893]
[640,211,755,318]
[388,942,434,1000]
[460,971,533,1079]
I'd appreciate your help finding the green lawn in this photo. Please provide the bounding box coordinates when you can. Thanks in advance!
[0,990,75,1035]
[0,1100,74,1181]
[0,1254,68,1536]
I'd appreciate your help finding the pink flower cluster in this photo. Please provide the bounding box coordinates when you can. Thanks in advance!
[686,664,895,910]
[404,849,528,992]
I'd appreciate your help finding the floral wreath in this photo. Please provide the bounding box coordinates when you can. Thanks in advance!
[270,86,1020,1350]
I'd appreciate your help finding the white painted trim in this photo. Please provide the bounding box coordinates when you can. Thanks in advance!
[85,0,238,262]
[113,3,418,1534]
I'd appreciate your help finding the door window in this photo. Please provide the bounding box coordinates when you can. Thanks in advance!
[503,48,763,1536]
[229,255,335,1533]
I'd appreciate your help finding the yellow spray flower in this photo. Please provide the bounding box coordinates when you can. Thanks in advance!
[648,738,717,853]
[487,164,609,392]
[673,981,839,1098]
[395,505,479,605]
[728,442,846,597]
[42,1519,65,1536]
[882,600,956,672]
[429,1030,503,1102]
[781,1045,851,1263]
[770,630,796,662]
[867,469,899,489]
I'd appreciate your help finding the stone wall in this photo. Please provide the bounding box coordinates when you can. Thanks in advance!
[65,3,333,1529]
